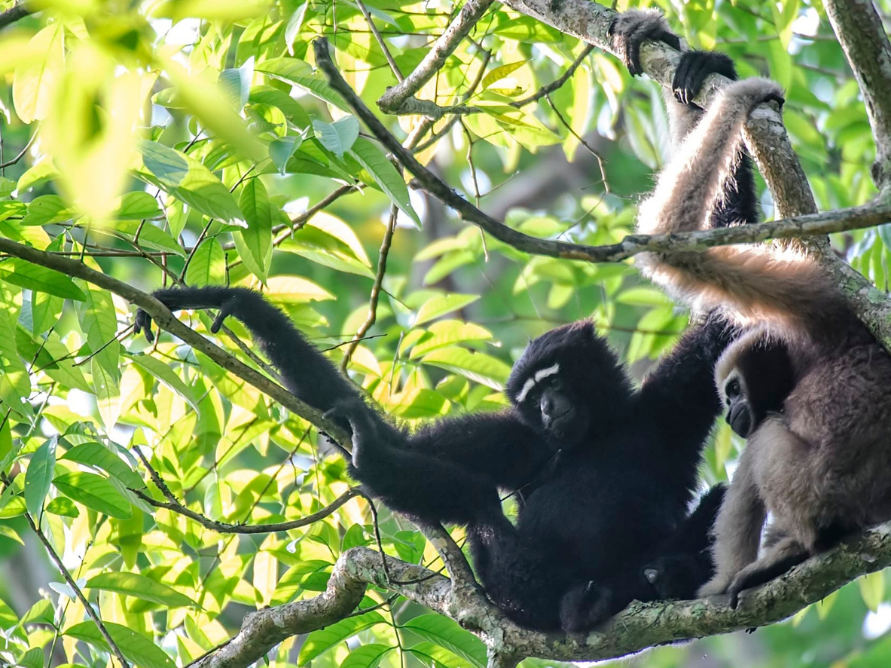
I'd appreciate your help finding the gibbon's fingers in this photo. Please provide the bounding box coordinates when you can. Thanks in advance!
[672,51,738,106]
[211,302,233,334]
[609,9,680,77]
[134,309,155,344]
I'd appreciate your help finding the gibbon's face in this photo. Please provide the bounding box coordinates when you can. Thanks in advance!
[507,321,630,445]
[721,370,755,437]
[510,360,589,444]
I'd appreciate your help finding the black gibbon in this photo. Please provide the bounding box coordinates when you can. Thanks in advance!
[136,287,732,631]
[631,21,891,608]
[133,20,749,630]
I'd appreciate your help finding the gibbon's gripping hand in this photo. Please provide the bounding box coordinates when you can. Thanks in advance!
[609,9,680,77]
[672,51,737,106]
[134,289,238,343]
[324,397,387,470]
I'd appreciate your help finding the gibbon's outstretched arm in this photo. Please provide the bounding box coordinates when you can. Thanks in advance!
[635,79,838,327]
[135,287,545,518]
[135,287,365,414]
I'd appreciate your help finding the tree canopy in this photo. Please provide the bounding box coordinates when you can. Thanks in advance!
[1,0,891,667]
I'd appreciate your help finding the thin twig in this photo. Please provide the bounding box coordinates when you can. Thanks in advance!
[25,513,131,667]
[356,0,404,81]
[0,3,30,30]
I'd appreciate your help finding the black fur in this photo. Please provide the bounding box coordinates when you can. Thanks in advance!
[137,290,734,631]
[132,17,755,632]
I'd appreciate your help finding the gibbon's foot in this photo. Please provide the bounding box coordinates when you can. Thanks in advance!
[723,77,785,112]
[559,581,616,633]
[608,9,680,77]
[672,51,737,106]
[697,574,731,599]
[324,397,382,469]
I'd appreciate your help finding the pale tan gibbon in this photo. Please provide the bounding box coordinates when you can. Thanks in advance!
[633,69,891,606]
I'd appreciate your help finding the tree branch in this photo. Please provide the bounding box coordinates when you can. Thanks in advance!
[0,237,351,445]
[823,0,891,187]
[500,0,817,219]
[190,520,891,668]
[0,3,30,29]
[377,0,495,114]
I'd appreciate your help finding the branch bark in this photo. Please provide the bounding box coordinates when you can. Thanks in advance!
[0,3,31,29]
[377,0,495,114]
[824,0,891,188]
[191,521,891,668]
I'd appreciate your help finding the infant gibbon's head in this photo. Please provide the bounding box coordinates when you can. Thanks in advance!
[506,321,633,445]
[715,328,796,438]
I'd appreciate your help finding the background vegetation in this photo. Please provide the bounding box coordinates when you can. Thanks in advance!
[0,0,888,666]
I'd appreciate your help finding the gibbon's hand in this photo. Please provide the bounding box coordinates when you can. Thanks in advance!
[324,397,383,470]
[134,292,236,343]
[608,9,680,77]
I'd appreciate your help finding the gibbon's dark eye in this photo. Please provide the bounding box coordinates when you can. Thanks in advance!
[725,378,741,401]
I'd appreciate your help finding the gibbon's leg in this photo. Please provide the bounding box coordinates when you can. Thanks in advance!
[726,536,809,608]
[467,524,573,631]
[637,78,784,238]
[698,445,767,597]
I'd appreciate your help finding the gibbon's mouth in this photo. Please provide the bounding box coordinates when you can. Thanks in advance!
[546,408,574,431]
[727,403,752,438]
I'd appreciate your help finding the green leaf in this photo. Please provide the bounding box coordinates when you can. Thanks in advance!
[350,137,421,228]
[77,284,120,379]
[91,357,121,431]
[130,354,201,411]
[137,141,243,224]
[0,524,23,544]
[0,259,86,301]
[312,117,359,158]
[115,221,185,256]
[65,621,175,668]
[414,294,479,326]
[421,347,510,390]
[616,287,672,307]
[481,61,527,90]
[61,442,144,490]
[185,238,227,286]
[53,471,132,519]
[86,572,196,608]
[22,195,72,226]
[270,136,303,175]
[45,496,79,517]
[139,140,189,187]
[859,571,885,612]
[409,321,492,358]
[297,612,386,665]
[236,178,273,281]
[116,191,164,220]
[249,86,311,129]
[340,644,393,668]
[12,24,63,123]
[256,58,350,111]
[402,614,486,668]
[24,437,56,518]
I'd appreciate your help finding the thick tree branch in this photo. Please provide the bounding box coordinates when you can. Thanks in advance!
[0,237,351,445]
[377,0,495,114]
[824,0,891,187]
[190,521,891,668]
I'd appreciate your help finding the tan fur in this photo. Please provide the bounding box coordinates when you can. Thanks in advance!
[635,76,891,602]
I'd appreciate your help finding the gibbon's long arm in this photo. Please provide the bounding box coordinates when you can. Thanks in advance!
[136,286,545,493]
[635,79,834,326]
[135,286,365,413]
[637,315,736,463]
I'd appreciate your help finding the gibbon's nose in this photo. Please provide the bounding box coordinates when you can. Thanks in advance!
[541,392,571,425]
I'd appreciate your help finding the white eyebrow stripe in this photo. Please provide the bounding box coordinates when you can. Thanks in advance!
[515,378,537,403]
[515,363,560,403]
